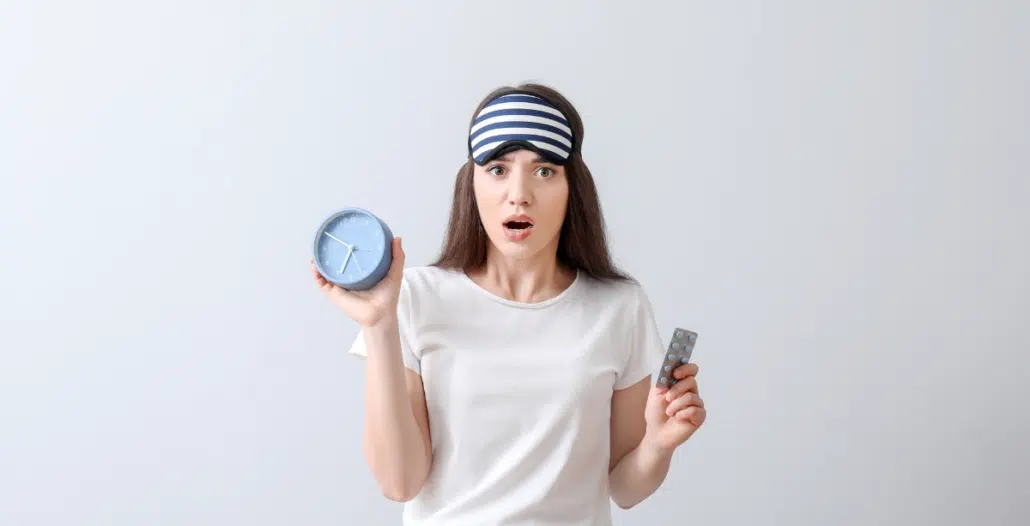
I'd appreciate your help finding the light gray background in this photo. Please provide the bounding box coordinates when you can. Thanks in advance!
[2,1,1028,525]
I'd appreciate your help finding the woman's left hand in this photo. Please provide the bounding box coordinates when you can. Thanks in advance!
[644,362,706,452]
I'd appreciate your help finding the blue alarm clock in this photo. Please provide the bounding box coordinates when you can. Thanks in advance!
[312,207,394,291]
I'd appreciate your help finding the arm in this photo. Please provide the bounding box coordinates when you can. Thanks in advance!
[607,377,673,509]
[361,316,433,502]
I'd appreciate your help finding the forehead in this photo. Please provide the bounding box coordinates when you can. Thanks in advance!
[488,148,557,164]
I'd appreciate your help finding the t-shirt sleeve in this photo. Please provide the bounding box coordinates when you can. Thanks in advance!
[614,285,665,390]
[347,274,421,375]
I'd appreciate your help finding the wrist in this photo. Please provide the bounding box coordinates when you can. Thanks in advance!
[639,431,675,465]
[362,314,399,341]
[364,311,398,331]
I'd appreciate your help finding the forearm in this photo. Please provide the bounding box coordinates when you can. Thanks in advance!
[361,317,430,500]
[608,434,674,509]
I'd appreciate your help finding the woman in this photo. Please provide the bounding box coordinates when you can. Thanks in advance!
[311,83,706,525]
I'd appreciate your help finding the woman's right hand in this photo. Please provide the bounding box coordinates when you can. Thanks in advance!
[311,237,406,329]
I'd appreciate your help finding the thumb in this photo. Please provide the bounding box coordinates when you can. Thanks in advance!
[387,237,405,278]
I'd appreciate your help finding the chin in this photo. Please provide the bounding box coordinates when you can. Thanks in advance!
[494,244,538,260]
[488,226,556,260]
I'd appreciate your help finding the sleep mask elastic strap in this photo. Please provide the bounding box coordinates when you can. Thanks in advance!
[468,92,575,165]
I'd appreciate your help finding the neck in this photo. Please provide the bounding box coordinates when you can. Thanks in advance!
[469,246,577,304]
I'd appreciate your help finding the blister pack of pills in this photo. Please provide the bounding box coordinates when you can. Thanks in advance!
[656,327,697,388]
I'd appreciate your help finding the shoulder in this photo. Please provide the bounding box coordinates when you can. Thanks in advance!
[400,265,465,290]
[574,272,651,309]
[396,265,484,327]
[574,274,658,337]
[397,265,469,306]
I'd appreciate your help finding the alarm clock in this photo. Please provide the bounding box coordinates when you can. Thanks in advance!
[312,207,394,291]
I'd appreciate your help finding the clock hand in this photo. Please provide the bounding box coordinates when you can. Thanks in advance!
[338,247,353,274]
[324,232,352,248]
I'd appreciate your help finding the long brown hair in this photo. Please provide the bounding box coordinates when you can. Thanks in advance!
[430,83,634,283]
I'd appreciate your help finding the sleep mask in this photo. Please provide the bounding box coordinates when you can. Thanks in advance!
[468,92,575,166]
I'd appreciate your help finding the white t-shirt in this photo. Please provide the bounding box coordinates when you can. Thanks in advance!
[349,265,665,525]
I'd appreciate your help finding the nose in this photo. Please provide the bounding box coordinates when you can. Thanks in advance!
[507,169,532,206]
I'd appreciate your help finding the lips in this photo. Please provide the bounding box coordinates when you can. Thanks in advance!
[502,214,534,241]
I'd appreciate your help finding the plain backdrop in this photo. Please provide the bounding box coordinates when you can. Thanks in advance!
[2,1,1028,525]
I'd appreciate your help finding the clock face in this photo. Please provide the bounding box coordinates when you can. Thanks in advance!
[315,210,387,284]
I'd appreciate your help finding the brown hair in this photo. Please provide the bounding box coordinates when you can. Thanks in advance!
[430,83,634,283]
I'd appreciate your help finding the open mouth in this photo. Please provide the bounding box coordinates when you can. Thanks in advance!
[502,215,534,241]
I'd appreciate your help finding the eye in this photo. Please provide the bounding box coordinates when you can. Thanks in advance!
[487,165,506,177]
[536,166,555,178]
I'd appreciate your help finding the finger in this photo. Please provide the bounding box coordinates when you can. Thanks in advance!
[310,260,347,296]
[650,385,670,408]
[386,237,405,279]
[312,268,335,292]
[675,406,706,426]
[665,392,703,416]
[316,278,341,297]
[673,362,698,380]
[311,260,327,284]
[665,376,697,401]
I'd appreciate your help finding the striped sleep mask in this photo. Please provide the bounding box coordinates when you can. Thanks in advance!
[468,92,575,165]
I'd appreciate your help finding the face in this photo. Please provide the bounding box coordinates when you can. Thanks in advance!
[473,148,569,261]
